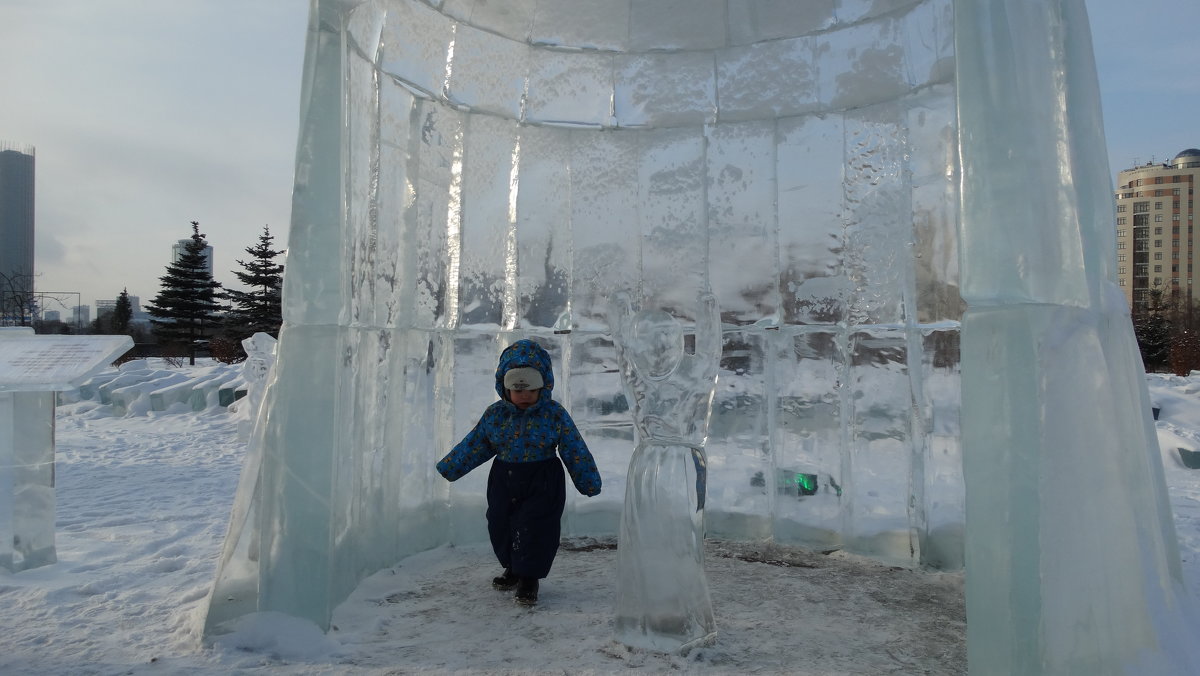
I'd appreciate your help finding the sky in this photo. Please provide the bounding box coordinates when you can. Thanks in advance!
[1,0,1198,314]
[0,0,308,314]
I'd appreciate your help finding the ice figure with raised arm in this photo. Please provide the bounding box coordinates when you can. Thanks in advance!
[609,291,720,653]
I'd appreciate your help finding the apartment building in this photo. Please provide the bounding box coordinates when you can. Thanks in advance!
[1116,148,1200,310]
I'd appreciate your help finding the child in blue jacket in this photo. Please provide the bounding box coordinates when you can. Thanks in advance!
[436,339,602,606]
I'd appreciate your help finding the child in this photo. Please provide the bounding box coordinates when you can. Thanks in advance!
[436,339,602,606]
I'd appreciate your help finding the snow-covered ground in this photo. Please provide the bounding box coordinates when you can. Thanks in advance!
[1,361,1199,674]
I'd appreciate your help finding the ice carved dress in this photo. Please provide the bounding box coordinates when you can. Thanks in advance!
[608,292,721,653]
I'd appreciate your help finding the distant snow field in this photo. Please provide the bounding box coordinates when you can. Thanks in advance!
[0,362,1198,674]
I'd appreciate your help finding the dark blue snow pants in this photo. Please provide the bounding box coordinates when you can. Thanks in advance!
[486,457,566,579]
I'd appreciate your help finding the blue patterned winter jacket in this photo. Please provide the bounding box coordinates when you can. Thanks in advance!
[435,339,602,497]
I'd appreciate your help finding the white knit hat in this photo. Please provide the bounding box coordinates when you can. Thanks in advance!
[503,367,543,391]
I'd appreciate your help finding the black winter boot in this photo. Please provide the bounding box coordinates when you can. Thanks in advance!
[492,568,519,590]
[515,577,538,606]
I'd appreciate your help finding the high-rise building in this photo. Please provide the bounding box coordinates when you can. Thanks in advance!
[72,305,90,326]
[1115,148,1200,310]
[96,295,142,318]
[171,238,213,277]
[0,144,35,324]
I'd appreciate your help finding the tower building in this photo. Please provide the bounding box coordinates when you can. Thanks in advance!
[0,144,35,325]
[172,238,213,277]
[1116,148,1200,310]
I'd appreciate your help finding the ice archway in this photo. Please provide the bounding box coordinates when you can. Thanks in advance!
[206,0,1199,671]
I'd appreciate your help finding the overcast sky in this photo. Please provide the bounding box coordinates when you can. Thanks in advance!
[1,1,1197,314]
[0,0,307,314]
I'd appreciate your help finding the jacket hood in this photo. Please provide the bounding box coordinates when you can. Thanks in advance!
[495,339,554,402]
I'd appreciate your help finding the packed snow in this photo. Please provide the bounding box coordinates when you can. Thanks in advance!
[1,360,1199,674]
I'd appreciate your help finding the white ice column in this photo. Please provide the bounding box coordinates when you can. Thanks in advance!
[0,390,56,572]
[956,0,1199,672]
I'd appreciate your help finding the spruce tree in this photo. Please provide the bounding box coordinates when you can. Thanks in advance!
[145,222,224,365]
[113,288,133,334]
[224,225,285,340]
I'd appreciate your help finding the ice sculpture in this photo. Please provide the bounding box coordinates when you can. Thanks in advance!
[609,292,720,652]
[204,0,1200,671]
[234,333,277,442]
[0,329,132,572]
[955,3,1199,673]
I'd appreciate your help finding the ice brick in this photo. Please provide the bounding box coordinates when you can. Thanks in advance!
[629,0,725,51]
[413,102,466,329]
[568,130,641,330]
[817,18,910,113]
[844,329,917,564]
[637,128,708,316]
[530,0,631,51]
[900,0,955,87]
[919,328,962,568]
[834,0,917,26]
[525,50,614,127]
[614,51,716,128]
[284,11,351,326]
[716,36,819,122]
[776,114,848,325]
[512,126,573,329]
[706,331,772,540]
[378,1,453,98]
[563,334,626,535]
[770,330,846,548]
[705,120,779,325]
[459,116,520,329]
[346,52,380,326]
[906,85,961,323]
[843,105,911,326]
[443,0,535,42]
[445,24,528,118]
[727,0,836,45]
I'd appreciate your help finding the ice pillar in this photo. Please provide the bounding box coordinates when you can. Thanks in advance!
[0,390,56,572]
[610,293,720,653]
[0,327,54,573]
[955,0,1199,672]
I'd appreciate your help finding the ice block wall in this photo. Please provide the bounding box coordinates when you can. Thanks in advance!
[204,0,963,635]
[206,3,1195,670]
[205,0,961,635]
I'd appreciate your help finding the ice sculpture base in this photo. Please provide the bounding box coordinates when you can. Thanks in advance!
[614,442,716,654]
